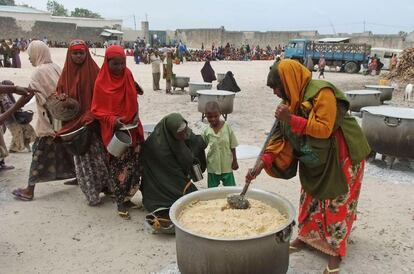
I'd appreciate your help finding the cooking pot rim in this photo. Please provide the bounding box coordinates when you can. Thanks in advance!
[197,89,236,96]
[170,186,296,242]
[189,82,213,85]
[364,85,394,89]
[361,106,414,120]
[345,90,381,95]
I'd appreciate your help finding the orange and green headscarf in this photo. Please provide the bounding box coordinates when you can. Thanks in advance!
[267,59,312,113]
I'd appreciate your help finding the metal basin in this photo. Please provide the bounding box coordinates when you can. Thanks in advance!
[170,187,296,274]
[143,123,156,139]
[173,76,190,90]
[197,90,235,120]
[364,85,395,102]
[361,106,414,158]
[217,73,226,82]
[345,90,381,112]
[189,82,213,100]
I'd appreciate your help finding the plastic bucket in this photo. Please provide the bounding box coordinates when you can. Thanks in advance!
[107,130,132,157]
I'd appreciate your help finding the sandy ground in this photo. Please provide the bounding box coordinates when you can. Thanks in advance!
[0,48,413,274]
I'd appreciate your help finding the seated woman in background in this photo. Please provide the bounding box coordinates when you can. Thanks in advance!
[200,60,216,83]
[91,45,144,219]
[217,71,241,93]
[140,113,206,213]
[55,39,113,206]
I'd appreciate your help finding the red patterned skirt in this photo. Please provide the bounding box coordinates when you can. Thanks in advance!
[297,130,364,257]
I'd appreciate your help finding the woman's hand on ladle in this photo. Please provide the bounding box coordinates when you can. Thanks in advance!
[245,159,265,183]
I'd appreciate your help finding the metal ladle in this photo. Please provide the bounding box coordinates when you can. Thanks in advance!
[227,119,279,209]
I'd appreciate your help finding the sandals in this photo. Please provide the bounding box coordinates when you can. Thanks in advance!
[325,266,340,273]
[118,210,130,220]
[117,204,130,220]
[12,188,33,201]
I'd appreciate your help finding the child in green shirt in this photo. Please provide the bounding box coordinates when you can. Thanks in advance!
[202,101,239,188]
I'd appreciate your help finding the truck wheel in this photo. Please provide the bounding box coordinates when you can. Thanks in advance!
[344,61,359,73]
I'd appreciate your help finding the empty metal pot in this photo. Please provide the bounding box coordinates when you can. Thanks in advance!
[364,85,395,102]
[217,73,226,83]
[173,76,190,91]
[361,106,414,158]
[189,82,213,101]
[197,90,236,120]
[345,90,381,112]
[170,187,296,274]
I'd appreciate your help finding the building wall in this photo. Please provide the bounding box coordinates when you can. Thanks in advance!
[0,11,121,28]
[174,28,414,50]
[0,16,107,43]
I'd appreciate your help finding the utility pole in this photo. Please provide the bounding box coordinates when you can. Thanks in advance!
[133,15,136,31]
[363,20,366,33]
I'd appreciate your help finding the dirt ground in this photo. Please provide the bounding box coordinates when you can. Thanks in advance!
[0,48,413,274]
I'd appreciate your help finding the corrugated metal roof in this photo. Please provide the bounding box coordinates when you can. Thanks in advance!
[318,37,350,43]
[0,5,49,14]
[103,29,123,34]
[100,29,123,37]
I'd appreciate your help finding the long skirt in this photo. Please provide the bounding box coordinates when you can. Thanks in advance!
[297,131,364,257]
[74,136,112,205]
[28,137,75,186]
[7,122,36,152]
[109,145,140,206]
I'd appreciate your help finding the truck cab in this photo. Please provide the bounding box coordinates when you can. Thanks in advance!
[284,39,309,61]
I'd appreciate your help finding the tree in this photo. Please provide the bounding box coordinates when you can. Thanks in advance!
[71,7,102,19]
[46,0,68,16]
[0,0,15,5]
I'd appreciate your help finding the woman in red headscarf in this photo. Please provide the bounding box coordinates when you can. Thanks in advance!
[55,39,113,206]
[91,45,144,219]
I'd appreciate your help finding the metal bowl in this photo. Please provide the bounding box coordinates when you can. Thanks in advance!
[59,126,86,141]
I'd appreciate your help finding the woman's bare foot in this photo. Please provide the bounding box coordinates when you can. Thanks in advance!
[289,238,306,253]
[323,256,341,274]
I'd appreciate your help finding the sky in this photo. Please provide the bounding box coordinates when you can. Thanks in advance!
[15,0,414,34]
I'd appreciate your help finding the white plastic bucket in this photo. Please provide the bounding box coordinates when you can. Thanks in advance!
[107,130,132,157]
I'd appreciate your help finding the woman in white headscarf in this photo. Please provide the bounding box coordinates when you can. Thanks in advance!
[12,40,75,201]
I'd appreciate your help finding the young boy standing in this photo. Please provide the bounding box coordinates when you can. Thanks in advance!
[202,101,239,188]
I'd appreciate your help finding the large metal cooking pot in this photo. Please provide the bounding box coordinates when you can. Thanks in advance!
[345,90,381,112]
[189,82,213,101]
[173,76,190,91]
[217,73,226,82]
[364,85,395,102]
[197,89,236,120]
[361,106,414,158]
[170,187,296,274]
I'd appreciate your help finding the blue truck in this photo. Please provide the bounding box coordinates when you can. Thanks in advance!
[284,38,371,73]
